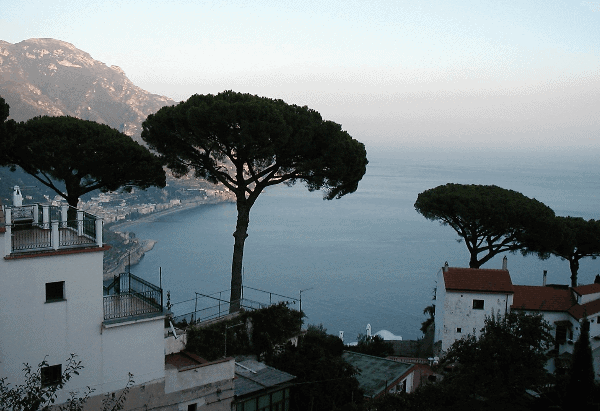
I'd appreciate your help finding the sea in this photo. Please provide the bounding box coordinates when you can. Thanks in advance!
[125,146,600,341]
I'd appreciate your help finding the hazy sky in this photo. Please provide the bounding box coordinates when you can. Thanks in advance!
[2,0,600,150]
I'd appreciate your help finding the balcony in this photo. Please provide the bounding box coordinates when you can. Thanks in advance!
[103,272,164,323]
[2,204,103,257]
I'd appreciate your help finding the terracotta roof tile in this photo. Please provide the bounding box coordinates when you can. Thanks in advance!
[512,285,575,312]
[573,284,600,296]
[443,267,513,293]
[568,299,600,320]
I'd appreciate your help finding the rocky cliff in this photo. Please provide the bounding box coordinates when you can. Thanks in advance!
[0,38,175,143]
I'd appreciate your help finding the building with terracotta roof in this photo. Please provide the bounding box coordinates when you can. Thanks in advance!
[511,281,600,375]
[435,259,600,379]
[434,260,514,354]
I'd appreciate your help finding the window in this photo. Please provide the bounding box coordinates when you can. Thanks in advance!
[239,399,257,411]
[258,394,270,411]
[272,390,284,411]
[187,404,197,411]
[456,328,462,333]
[46,281,65,302]
[41,364,62,387]
[556,325,567,344]
[472,299,484,310]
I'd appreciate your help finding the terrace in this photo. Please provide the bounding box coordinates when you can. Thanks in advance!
[103,272,164,323]
[2,203,103,257]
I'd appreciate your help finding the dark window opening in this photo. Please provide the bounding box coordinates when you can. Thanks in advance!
[188,404,197,411]
[41,364,62,387]
[456,328,462,333]
[556,325,567,345]
[472,299,484,310]
[46,281,65,302]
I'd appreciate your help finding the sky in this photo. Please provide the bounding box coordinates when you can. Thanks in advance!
[2,0,600,150]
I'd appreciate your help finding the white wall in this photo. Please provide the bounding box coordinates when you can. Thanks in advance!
[165,358,234,394]
[0,236,167,403]
[579,291,600,305]
[101,317,166,393]
[439,290,512,353]
[434,270,446,346]
[0,249,105,403]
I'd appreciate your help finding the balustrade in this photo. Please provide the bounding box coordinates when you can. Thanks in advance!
[3,204,103,256]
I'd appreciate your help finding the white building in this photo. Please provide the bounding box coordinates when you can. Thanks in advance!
[434,263,514,354]
[512,282,600,376]
[435,261,600,379]
[0,193,234,410]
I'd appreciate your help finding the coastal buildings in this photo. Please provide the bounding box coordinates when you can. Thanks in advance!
[0,189,235,409]
[435,260,600,378]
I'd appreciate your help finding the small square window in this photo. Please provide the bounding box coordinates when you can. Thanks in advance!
[456,328,462,333]
[46,281,65,302]
[188,404,197,411]
[473,299,484,310]
[41,364,62,387]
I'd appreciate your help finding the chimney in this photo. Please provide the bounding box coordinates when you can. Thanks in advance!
[543,270,547,286]
[443,261,449,272]
[502,256,507,271]
[13,186,23,207]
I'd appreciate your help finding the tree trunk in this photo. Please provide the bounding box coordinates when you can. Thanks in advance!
[570,258,579,288]
[66,194,80,225]
[229,201,251,313]
[469,252,482,268]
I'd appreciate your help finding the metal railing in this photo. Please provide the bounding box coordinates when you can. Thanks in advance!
[170,286,298,326]
[3,204,102,255]
[103,272,163,321]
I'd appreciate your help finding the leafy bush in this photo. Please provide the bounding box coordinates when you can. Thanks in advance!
[186,302,304,361]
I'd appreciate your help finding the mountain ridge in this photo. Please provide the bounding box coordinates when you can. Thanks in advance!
[0,38,176,143]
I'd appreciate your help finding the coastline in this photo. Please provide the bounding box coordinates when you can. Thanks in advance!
[103,238,157,279]
[103,197,234,280]
[107,199,225,231]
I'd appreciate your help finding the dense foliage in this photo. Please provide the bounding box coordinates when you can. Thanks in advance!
[0,115,166,207]
[345,334,394,358]
[186,302,304,362]
[566,320,595,404]
[442,312,554,402]
[350,312,555,411]
[543,217,600,287]
[0,96,16,150]
[268,325,363,411]
[420,304,435,335]
[142,91,368,310]
[414,184,555,268]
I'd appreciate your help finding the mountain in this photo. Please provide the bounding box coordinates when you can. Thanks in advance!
[0,38,176,142]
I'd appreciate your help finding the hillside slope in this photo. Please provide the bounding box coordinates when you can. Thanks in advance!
[0,38,175,142]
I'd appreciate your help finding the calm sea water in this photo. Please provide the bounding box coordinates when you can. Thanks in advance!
[127,146,600,341]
